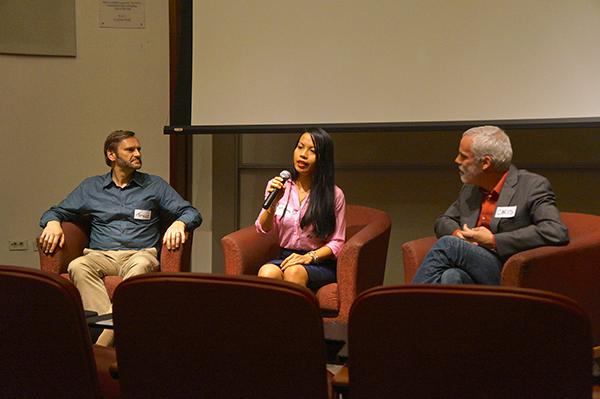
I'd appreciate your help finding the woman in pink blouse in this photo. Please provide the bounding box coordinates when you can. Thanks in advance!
[255,127,346,289]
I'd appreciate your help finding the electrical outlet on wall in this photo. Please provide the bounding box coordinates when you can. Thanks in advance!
[8,240,28,251]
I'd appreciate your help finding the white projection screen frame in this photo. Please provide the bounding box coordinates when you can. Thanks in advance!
[190,0,600,128]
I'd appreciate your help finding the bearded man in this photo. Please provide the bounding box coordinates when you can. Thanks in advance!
[39,130,202,345]
[412,125,568,285]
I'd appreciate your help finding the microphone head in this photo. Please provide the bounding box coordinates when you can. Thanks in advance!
[279,170,292,180]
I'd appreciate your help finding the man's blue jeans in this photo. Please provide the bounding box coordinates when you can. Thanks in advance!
[411,236,503,285]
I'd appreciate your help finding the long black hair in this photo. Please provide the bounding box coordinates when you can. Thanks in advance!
[290,127,336,239]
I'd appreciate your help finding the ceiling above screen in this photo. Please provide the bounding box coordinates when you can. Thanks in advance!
[191,0,600,126]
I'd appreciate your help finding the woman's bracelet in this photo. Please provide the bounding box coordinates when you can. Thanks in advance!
[308,250,319,264]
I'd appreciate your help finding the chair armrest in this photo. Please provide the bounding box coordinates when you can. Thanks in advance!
[335,217,391,322]
[38,221,89,274]
[221,226,279,275]
[92,345,120,397]
[160,232,193,272]
[401,236,437,283]
[501,235,600,291]
[501,234,600,345]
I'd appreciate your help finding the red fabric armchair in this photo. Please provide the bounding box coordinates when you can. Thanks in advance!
[38,217,193,299]
[0,264,119,399]
[402,212,600,347]
[221,204,392,325]
[112,273,329,398]
[341,285,591,399]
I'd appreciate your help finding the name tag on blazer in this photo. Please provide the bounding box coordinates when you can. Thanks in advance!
[495,206,516,218]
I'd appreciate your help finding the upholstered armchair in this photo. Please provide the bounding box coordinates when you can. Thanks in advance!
[335,285,591,398]
[221,204,392,325]
[0,264,119,398]
[112,273,329,398]
[401,212,600,348]
[38,217,193,299]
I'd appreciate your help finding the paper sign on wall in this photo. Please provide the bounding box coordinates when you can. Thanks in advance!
[99,0,145,29]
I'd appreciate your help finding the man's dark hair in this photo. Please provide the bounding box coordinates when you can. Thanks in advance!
[104,130,136,166]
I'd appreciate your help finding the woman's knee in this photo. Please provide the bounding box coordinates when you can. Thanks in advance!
[283,266,308,285]
[258,264,283,279]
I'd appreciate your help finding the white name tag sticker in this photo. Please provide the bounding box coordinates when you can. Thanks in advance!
[274,203,286,217]
[495,206,516,218]
[134,209,151,220]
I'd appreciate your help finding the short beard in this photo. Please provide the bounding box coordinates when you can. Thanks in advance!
[459,164,481,184]
[116,156,142,170]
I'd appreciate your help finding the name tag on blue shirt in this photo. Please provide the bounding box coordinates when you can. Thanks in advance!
[495,206,516,218]
[134,209,151,220]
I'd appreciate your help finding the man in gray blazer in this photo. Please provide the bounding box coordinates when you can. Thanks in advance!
[412,125,569,285]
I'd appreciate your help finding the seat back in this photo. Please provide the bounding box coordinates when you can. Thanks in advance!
[113,273,328,399]
[347,285,591,399]
[0,265,102,398]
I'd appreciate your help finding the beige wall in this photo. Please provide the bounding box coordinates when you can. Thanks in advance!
[0,2,197,268]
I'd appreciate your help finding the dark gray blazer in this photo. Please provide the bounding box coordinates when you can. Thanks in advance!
[435,165,569,261]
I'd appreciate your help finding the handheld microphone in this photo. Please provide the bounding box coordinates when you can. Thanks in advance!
[262,170,292,209]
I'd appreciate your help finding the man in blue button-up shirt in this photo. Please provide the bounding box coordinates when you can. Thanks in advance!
[39,130,202,346]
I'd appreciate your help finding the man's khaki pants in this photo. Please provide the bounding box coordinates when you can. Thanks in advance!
[68,248,159,345]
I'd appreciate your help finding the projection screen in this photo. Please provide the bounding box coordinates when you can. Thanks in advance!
[191,0,600,126]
